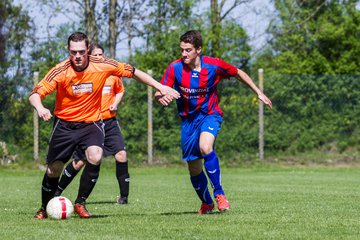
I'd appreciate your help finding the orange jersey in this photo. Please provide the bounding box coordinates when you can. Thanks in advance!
[101,76,125,120]
[31,56,134,122]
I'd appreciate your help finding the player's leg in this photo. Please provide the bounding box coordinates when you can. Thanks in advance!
[187,159,214,214]
[199,132,225,196]
[75,146,102,203]
[103,118,129,204]
[74,121,104,218]
[55,159,85,197]
[73,146,102,218]
[34,119,75,219]
[115,150,129,204]
[182,114,213,214]
[34,161,64,219]
[199,114,230,212]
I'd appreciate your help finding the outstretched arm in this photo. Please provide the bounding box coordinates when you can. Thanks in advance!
[133,68,180,100]
[235,69,272,109]
[29,93,53,121]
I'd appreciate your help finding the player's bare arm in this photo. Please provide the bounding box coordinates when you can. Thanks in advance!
[236,69,273,109]
[29,93,53,121]
[133,68,180,99]
[109,92,124,111]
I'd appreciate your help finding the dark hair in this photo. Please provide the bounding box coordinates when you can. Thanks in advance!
[180,30,202,49]
[67,32,89,48]
[89,43,104,54]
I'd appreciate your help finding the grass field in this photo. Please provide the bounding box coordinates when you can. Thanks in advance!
[0,165,360,239]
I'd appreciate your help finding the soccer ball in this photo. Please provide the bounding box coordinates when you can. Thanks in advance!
[46,196,73,219]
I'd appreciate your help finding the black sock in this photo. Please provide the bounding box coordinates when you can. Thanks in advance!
[75,162,100,204]
[116,161,130,197]
[41,174,59,209]
[55,162,80,196]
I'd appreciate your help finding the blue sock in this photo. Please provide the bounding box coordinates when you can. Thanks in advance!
[203,151,225,197]
[190,171,213,204]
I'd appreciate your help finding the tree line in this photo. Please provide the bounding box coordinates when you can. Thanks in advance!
[0,0,359,165]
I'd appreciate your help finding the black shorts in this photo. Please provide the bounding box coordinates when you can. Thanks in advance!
[72,117,125,160]
[46,118,105,164]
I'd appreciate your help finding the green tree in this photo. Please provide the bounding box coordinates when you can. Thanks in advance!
[0,1,34,143]
[251,1,360,157]
[208,0,252,58]
[255,0,360,74]
[18,25,72,159]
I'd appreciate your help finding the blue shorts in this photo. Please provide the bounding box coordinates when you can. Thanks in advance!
[181,113,222,161]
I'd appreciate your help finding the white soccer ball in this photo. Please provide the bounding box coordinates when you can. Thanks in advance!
[46,196,73,219]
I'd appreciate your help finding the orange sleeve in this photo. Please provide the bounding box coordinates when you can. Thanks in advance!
[30,61,71,98]
[100,58,134,79]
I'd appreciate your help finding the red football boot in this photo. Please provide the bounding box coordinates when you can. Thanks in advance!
[198,202,214,215]
[74,203,91,218]
[215,194,231,212]
[34,207,48,219]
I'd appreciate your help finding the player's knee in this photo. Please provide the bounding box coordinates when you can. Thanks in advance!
[86,146,103,165]
[200,144,213,156]
[115,150,126,163]
[87,153,102,164]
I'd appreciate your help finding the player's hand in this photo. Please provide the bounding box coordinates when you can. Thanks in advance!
[158,85,180,99]
[258,93,272,109]
[155,94,174,106]
[37,107,53,121]
[109,104,118,111]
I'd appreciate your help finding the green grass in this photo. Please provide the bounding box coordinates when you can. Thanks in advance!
[0,166,360,239]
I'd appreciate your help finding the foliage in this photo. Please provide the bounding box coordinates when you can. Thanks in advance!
[0,1,35,146]
[250,0,360,159]
[201,19,251,70]
[254,0,360,74]
[264,73,359,154]
[30,24,73,73]
[117,81,149,162]
[2,1,359,164]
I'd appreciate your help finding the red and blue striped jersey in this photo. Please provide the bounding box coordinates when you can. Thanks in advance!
[161,55,238,117]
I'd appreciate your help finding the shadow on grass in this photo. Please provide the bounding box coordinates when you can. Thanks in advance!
[86,215,110,219]
[160,211,222,216]
[69,214,110,219]
[86,201,115,205]
[85,200,224,216]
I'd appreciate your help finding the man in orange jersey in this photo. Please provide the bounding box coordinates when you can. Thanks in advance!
[54,43,130,205]
[30,32,179,219]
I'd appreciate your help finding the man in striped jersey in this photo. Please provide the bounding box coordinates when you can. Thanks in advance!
[155,30,272,214]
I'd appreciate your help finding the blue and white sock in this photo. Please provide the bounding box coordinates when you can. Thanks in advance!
[203,151,225,197]
[190,171,213,204]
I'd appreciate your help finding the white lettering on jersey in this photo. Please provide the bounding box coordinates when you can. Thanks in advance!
[72,83,93,94]
[179,86,209,94]
[102,85,111,95]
